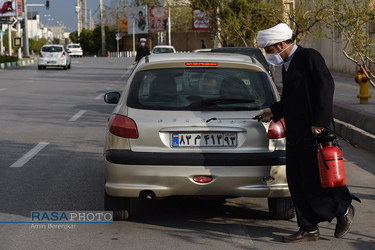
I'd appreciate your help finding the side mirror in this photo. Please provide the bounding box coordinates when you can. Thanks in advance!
[104,92,121,104]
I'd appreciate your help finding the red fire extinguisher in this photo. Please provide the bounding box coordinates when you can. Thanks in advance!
[316,132,346,188]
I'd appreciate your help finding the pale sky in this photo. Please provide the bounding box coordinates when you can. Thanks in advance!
[27,0,111,33]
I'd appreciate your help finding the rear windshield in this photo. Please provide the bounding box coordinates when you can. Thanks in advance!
[42,46,63,52]
[152,48,174,54]
[68,45,81,48]
[127,68,277,111]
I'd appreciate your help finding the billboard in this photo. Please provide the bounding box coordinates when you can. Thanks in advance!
[149,7,169,32]
[0,0,17,18]
[127,5,148,34]
[192,9,209,31]
[121,19,128,32]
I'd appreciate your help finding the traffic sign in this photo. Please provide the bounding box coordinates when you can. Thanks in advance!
[116,33,120,38]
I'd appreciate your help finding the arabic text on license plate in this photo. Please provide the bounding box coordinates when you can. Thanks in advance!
[172,133,237,147]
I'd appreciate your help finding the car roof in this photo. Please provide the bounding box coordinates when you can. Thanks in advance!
[212,47,260,51]
[152,45,175,48]
[42,44,64,47]
[136,53,266,72]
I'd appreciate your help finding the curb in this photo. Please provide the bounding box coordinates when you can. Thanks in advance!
[334,118,375,154]
[0,58,36,69]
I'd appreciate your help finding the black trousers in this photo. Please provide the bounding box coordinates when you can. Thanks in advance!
[286,134,352,229]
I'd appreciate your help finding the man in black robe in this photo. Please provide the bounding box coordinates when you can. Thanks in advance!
[256,23,358,243]
[133,38,150,65]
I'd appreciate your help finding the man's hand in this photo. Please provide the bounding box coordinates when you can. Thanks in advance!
[256,108,273,122]
[312,126,324,134]
[133,61,137,65]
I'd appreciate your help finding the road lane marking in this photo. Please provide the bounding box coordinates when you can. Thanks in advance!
[69,110,87,121]
[95,93,104,100]
[10,142,49,168]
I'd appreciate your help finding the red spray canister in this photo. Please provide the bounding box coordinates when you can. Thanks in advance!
[316,132,346,188]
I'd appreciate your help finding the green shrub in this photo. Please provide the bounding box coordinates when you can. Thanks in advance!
[0,55,18,63]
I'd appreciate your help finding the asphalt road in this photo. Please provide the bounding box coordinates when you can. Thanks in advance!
[0,57,374,250]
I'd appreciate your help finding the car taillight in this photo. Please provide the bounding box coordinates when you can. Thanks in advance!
[39,52,43,57]
[62,52,66,56]
[268,118,285,139]
[193,176,213,184]
[108,115,138,138]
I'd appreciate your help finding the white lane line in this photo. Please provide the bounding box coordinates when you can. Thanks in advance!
[10,142,50,168]
[95,93,105,100]
[0,88,7,92]
[69,110,87,121]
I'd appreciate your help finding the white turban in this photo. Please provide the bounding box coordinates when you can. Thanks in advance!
[140,38,146,42]
[256,23,293,48]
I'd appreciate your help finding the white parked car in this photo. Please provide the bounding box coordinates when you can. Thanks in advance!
[38,44,71,70]
[151,45,176,54]
[67,43,83,57]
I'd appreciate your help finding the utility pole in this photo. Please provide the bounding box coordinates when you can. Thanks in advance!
[76,0,81,36]
[89,9,93,30]
[84,0,87,29]
[8,24,12,56]
[22,0,30,57]
[100,0,106,56]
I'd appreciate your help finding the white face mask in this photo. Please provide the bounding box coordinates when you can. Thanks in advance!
[141,42,146,46]
[266,43,293,66]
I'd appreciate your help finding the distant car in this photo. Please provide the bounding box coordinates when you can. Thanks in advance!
[211,47,274,81]
[151,45,176,54]
[38,44,71,70]
[103,53,293,221]
[67,43,83,57]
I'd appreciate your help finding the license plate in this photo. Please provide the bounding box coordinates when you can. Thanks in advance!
[47,61,56,64]
[172,133,237,147]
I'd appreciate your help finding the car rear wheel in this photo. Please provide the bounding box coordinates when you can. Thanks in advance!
[104,190,130,220]
[38,66,42,70]
[268,197,295,220]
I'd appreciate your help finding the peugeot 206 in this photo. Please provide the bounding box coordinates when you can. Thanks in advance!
[103,53,293,220]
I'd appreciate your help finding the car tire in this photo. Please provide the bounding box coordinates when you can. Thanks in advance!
[268,197,295,220]
[63,65,68,70]
[68,63,71,69]
[104,190,130,221]
[38,66,42,70]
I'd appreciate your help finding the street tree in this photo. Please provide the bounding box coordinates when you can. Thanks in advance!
[191,0,282,47]
[322,0,375,87]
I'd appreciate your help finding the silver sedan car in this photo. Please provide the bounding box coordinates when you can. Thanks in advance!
[104,53,292,220]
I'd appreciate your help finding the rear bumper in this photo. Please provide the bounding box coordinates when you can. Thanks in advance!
[68,51,83,56]
[104,150,289,198]
[38,58,67,66]
[105,150,286,166]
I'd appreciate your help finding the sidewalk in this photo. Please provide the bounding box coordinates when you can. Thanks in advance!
[274,67,375,153]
